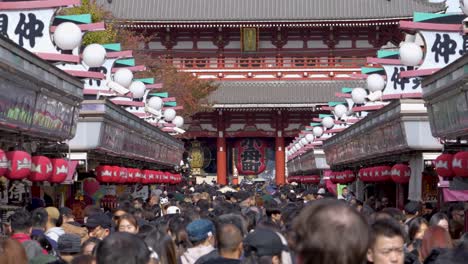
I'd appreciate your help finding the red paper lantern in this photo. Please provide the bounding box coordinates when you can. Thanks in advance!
[119,167,128,184]
[49,159,68,183]
[111,166,121,183]
[452,152,468,178]
[343,170,355,184]
[142,170,152,185]
[302,175,320,184]
[374,166,392,182]
[6,151,31,180]
[0,149,8,176]
[134,169,143,183]
[435,154,454,178]
[288,176,298,183]
[29,156,52,182]
[391,164,411,184]
[127,168,135,183]
[162,172,170,184]
[358,168,367,182]
[96,165,114,183]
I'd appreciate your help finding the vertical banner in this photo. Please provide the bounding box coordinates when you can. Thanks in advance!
[241,27,259,52]
[236,138,266,175]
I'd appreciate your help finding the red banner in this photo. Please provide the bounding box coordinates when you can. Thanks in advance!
[236,138,266,175]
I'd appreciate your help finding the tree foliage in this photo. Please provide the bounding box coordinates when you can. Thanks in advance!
[61,0,219,118]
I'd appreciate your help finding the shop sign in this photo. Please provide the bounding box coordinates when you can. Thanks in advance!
[382,65,421,96]
[419,31,466,70]
[236,138,266,175]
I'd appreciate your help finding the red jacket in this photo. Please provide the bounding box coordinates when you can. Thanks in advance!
[11,233,48,254]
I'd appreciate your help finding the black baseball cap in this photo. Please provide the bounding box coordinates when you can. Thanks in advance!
[85,213,112,229]
[244,228,286,257]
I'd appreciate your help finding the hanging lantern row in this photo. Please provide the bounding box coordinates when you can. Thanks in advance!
[0,149,68,184]
[95,165,182,185]
[358,164,410,184]
[329,170,356,184]
[435,152,468,179]
[287,175,321,184]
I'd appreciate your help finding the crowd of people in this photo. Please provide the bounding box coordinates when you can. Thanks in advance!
[0,183,467,264]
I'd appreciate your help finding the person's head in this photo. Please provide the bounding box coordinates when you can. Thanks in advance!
[243,228,284,264]
[0,237,28,264]
[217,224,243,259]
[59,207,75,223]
[31,208,48,230]
[381,197,389,208]
[407,217,428,242]
[96,232,151,264]
[58,233,81,262]
[117,214,139,234]
[192,193,201,204]
[217,213,248,237]
[81,237,101,256]
[342,187,348,197]
[148,194,160,207]
[367,219,405,264]
[133,197,144,209]
[85,213,112,240]
[429,213,449,232]
[449,203,465,224]
[144,229,177,264]
[404,201,421,217]
[186,219,215,247]
[420,226,453,260]
[112,208,128,225]
[45,207,63,229]
[84,205,102,224]
[9,209,32,234]
[293,199,369,264]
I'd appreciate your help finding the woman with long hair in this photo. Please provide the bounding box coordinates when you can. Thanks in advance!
[144,229,178,264]
[0,237,28,264]
[420,226,453,263]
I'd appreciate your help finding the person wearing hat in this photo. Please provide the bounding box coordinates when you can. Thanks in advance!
[181,219,216,264]
[44,207,65,243]
[243,228,286,264]
[59,207,89,244]
[57,233,81,263]
[85,213,112,240]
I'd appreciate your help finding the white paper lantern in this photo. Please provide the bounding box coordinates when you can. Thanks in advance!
[334,104,347,118]
[295,143,301,150]
[305,133,314,142]
[300,138,308,146]
[367,74,385,92]
[82,44,106,67]
[53,22,82,50]
[148,96,163,110]
[129,81,146,98]
[313,126,323,137]
[173,116,184,128]
[352,88,367,104]
[322,116,335,129]
[399,42,423,66]
[114,68,133,88]
[164,109,176,122]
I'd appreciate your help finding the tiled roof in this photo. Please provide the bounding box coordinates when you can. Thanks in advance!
[97,0,443,22]
[207,80,365,105]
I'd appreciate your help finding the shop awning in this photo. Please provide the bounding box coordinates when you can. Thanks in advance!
[287,149,329,175]
[68,100,184,167]
[322,99,442,169]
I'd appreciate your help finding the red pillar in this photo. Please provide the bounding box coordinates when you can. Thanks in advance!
[275,136,285,185]
[217,136,227,185]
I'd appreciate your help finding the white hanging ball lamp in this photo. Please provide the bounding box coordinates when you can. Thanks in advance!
[295,143,301,150]
[305,133,314,142]
[351,87,367,104]
[129,81,146,98]
[82,44,107,67]
[53,22,82,50]
[114,68,133,88]
[334,104,348,119]
[462,0,468,15]
[172,116,184,128]
[300,137,308,146]
[322,116,335,129]
[148,96,163,110]
[313,126,323,137]
[399,42,423,66]
[164,108,177,122]
[367,74,386,92]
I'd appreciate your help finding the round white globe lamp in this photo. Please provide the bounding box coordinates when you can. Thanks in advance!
[172,116,184,128]
[53,22,82,50]
[305,133,314,142]
[164,109,177,122]
[351,88,367,104]
[114,68,133,88]
[334,104,347,119]
[367,74,386,92]
[399,42,423,66]
[322,116,335,129]
[82,44,107,67]
[313,126,323,137]
[148,96,163,111]
[300,137,308,146]
[129,81,146,98]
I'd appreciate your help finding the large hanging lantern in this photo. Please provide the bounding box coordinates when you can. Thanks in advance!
[0,149,8,176]
[367,74,386,92]
[95,165,114,183]
[435,154,455,178]
[399,42,423,67]
[29,156,53,182]
[452,151,468,178]
[235,138,267,175]
[391,164,411,184]
[82,44,106,67]
[53,22,82,50]
[49,159,68,184]
[374,166,392,182]
[6,151,31,180]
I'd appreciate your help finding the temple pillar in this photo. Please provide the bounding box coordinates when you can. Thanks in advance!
[275,133,285,185]
[217,111,227,185]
